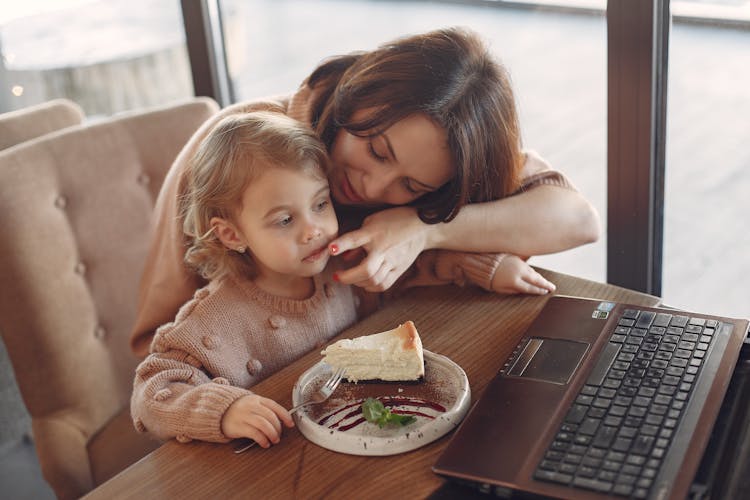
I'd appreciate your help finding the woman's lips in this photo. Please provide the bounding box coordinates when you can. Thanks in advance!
[340,175,364,203]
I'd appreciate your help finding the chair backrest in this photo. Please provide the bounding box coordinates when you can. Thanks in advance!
[0,99,85,150]
[0,98,218,498]
[0,99,86,450]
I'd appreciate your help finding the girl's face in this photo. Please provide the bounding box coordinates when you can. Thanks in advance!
[233,165,338,281]
[328,112,454,208]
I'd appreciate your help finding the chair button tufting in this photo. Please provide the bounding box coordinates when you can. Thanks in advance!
[54,195,67,209]
[94,326,107,340]
[137,173,151,186]
[74,262,86,276]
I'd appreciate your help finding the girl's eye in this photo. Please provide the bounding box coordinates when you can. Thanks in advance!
[277,215,293,227]
[368,141,387,162]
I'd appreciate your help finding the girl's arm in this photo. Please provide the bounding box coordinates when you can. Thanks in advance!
[131,350,251,443]
[131,349,293,445]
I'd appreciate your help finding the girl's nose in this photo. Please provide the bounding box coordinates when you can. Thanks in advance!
[302,223,322,243]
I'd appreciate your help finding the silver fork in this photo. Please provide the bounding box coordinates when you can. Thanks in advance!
[233,366,346,454]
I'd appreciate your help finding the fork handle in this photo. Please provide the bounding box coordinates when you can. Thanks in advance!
[289,401,313,414]
[233,440,258,454]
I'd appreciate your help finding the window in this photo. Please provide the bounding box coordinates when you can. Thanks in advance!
[662,9,750,318]
[0,0,193,116]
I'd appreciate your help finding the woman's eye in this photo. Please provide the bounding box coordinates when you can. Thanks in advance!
[368,141,387,162]
[402,180,420,195]
[314,199,330,212]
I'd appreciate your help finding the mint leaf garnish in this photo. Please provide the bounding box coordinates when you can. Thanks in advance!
[361,397,416,428]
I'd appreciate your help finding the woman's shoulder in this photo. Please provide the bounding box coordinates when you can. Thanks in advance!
[519,149,574,190]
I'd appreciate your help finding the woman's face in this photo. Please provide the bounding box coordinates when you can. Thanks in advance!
[328,112,454,208]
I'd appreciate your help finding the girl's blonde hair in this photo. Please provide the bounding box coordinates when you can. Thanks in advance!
[180,110,329,281]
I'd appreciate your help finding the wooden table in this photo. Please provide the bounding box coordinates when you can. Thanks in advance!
[84,269,661,499]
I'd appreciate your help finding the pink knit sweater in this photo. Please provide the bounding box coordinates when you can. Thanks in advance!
[130,265,358,443]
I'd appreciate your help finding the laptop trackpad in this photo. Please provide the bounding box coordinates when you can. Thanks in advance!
[507,338,588,385]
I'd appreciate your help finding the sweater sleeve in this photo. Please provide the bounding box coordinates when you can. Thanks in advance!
[131,344,252,444]
[515,149,575,192]
[129,95,292,358]
[397,250,506,292]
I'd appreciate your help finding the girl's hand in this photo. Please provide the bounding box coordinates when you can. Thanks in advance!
[221,395,294,448]
[329,207,430,292]
[491,255,556,295]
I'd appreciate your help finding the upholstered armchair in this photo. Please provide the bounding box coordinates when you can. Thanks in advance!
[0,97,219,499]
[0,99,85,150]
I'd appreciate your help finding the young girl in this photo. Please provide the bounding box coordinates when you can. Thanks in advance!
[131,111,359,448]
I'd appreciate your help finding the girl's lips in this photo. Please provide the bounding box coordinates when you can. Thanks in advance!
[303,246,328,263]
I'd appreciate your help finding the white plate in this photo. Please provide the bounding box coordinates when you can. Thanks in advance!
[292,350,471,456]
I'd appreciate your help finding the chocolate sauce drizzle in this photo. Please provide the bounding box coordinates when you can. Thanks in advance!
[317,396,447,432]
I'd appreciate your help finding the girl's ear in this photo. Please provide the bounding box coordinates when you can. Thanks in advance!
[210,217,245,251]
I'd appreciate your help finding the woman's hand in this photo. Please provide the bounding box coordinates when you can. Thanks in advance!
[491,255,556,295]
[221,394,294,448]
[329,206,430,292]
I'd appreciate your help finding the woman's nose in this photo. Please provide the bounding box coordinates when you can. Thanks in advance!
[361,169,395,203]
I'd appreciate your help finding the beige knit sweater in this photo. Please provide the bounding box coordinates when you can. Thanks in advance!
[130,265,358,443]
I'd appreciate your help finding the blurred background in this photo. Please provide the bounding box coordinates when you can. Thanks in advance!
[1,1,748,496]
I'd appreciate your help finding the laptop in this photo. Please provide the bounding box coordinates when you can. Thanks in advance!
[433,295,749,500]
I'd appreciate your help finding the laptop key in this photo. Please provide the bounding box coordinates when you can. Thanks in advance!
[534,469,572,485]
[613,484,633,496]
[565,404,588,424]
[573,476,613,493]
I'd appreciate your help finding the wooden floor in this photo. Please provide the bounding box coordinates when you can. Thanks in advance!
[229,1,750,320]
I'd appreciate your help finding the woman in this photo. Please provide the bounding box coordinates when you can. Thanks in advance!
[130,27,600,357]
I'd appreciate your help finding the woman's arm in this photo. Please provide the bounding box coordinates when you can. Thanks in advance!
[330,157,600,290]
[427,183,601,256]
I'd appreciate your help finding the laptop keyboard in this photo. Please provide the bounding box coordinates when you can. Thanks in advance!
[534,308,720,498]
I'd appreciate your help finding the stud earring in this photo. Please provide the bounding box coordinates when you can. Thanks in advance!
[236,246,246,253]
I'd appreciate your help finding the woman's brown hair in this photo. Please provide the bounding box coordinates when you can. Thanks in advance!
[308,26,523,223]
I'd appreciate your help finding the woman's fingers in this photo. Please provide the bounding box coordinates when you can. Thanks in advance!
[518,269,556,295]
[334,252,383,285]
[353,259,394,291]
[328,229,372,256]
[526,269,556,293]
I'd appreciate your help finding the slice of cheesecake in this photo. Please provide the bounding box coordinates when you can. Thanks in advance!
[321,321,425,382]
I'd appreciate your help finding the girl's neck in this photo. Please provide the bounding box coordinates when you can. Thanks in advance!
[252,273,315,300]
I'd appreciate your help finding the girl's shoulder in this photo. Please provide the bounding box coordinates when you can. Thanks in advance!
[149,280,229,354]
